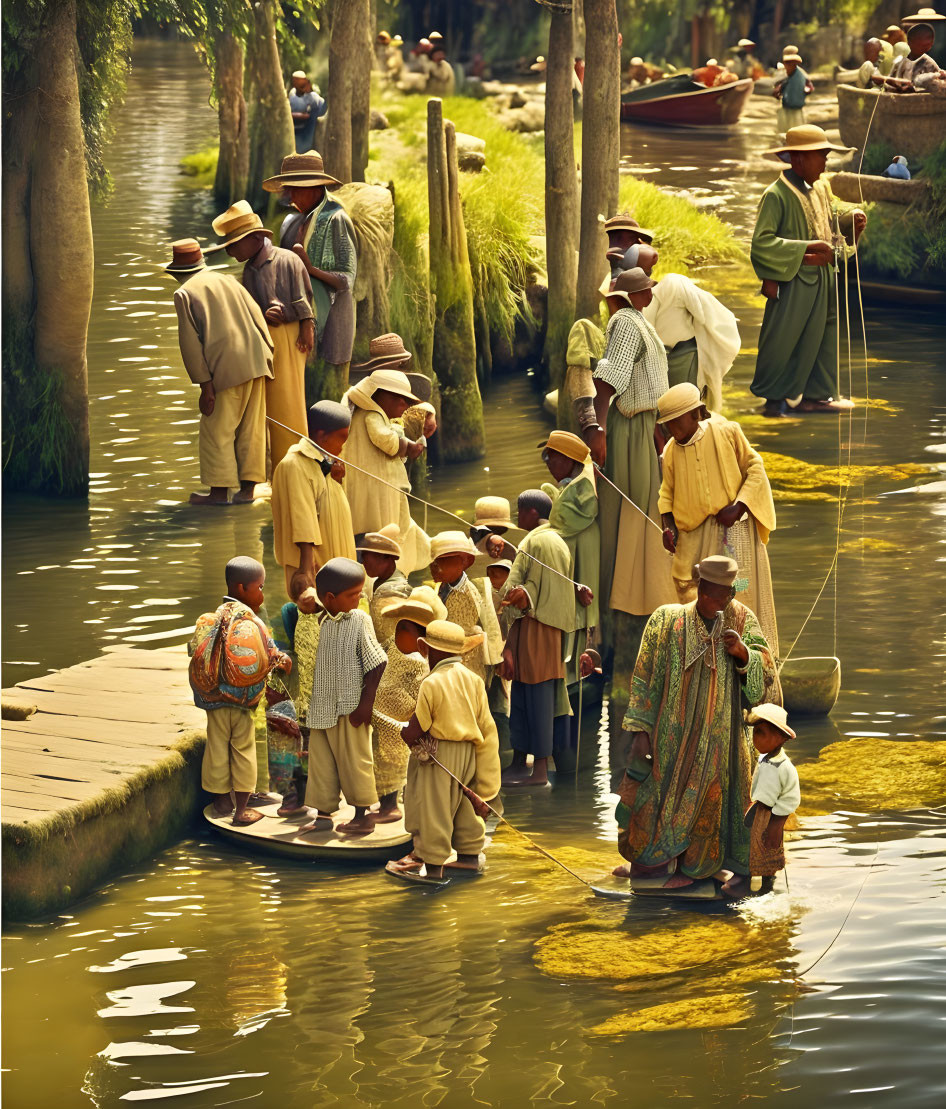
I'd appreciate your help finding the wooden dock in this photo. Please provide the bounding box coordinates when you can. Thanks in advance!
[2,645,206,921]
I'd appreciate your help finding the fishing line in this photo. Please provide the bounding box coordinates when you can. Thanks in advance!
[592,465,665,534]
[265,416,587,590]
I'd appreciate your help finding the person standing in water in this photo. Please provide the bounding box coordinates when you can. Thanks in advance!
[774,47,813,132]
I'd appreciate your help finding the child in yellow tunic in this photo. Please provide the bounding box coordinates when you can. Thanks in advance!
[387,620,501,881]
[657,382,779,654]
[369,587,445,821]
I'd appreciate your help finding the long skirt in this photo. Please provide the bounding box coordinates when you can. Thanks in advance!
[749,804,785,876]
[666,338,699,389]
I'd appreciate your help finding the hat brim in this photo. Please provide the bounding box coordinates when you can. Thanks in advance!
[693,564,737,586]
[746,710,796,739]
[537,439,590,465]
[262,172,343,193]
[605,223,654,242]
[419,631,484,655]
[658,401,702,423]
[351,350,414,372]
[379,600,434,626]
[204,226,273,253]
[355,543,402,558]
[765,140,851,160]
[901,13,946,22]
[474,517,514,529]
[164,260,206,274]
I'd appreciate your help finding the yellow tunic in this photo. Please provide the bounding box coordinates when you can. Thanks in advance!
[271,438,357,598]
[342,397,412,538]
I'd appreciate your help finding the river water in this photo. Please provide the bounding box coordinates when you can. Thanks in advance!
[3,40,945,1108]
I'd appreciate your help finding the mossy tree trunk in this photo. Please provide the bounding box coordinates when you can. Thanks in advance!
[2,0,92,495]
[543,6,579,397]
[324,0,372,183]
[576,0,620,318]
[246,0,294,212]
[213,29,249,206]
[427,98,485,463]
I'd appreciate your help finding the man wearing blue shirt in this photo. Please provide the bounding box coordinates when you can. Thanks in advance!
[289,71,326,153]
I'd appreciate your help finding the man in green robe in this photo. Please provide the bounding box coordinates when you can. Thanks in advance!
[614,556,781,896]
[750,125,866,418]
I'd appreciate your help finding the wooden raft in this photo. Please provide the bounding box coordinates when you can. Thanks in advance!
[1,645,204,831]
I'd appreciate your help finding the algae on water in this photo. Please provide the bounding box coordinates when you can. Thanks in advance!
[590,993,751,1035]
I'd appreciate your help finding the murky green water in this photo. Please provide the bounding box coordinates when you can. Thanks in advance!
[3,41,945,1108]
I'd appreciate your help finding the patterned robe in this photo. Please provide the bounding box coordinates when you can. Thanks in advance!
[616,599,781,879]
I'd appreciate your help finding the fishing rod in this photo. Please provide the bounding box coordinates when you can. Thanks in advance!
[592,465,665,534]
[265,415,590,592]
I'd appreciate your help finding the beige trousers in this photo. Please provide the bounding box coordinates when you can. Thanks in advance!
[305,715,378,813]
[266,320,307,471]
[203,706,257,794]
[404,741,486,865]
[199,376,267,489]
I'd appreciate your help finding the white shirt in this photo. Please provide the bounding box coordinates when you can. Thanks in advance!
[750,749,800,817]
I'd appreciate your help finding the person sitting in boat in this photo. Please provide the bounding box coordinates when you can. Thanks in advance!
[838,37,894,86]
[727,38,762,80]
[387,620,501,882]
[724,702,799,897]
[607,241,740,412]
[626,56,664,86]
[750,125,865,418]
[882,20,945,92]
[612,555,781,896]
[301,557,387,836]
[692,59,737,88]
[774,48,813,132]
[883,155,911,179]
[656,382,779,656]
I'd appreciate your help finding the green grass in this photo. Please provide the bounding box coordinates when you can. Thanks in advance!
[179,144,218,186]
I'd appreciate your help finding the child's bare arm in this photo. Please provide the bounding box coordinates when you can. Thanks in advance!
[349,660,385,727]
[400,713,424,747]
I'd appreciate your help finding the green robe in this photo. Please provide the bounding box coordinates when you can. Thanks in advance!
[543,468,600,631]
[750,171,842,404]
[616,599,781,879]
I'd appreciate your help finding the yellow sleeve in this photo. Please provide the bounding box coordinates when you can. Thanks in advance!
[731,424,776,541]
[414,676,436,732]
[365,411,403,458]
[471,680,501,800]
[657,442,675,516]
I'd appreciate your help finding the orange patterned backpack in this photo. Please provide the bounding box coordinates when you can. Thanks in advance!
[189,601,273,710]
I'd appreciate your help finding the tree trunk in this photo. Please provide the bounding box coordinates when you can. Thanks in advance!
[575,0,619,319]
[324,0,371,182]
[427,99,485,462]
[543,9,579,404]
[213,30,249,207]
[246,0,294,212]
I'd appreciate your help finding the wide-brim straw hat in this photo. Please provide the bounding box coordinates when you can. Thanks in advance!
[355,531,402,558]
[782,51,803,63]
[363,367,422,404]
[165,237,206,273]
[694,555,738,586]
[737,38,756,49]
[657,382,702,423]
[419,619,484,656]
[765,124,851,161]
[747,702,796,739]
[353,332,413,372]
[603,212,655,242]
[473,496,514,529]
[538,430,591,465]
[262,149,342,193]
[429,531,476,561]
[487,558,513,572]
[606,266,656,305]
[901,7,946,24]
[380,584,447,628]
[205,200,273,253]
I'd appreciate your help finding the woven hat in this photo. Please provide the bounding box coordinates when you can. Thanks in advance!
[765,124,851,161]
[901,8,946,24]
[657,382,702,423]
[606,266,656,305]
[487,558,513,572]
[262,149,342,193]
[603,213,655,242]
[782,47,803,62]
[538,430,591,464]
[206,200,273,252]
[473,496,514,529]
[356,531,402,558]
[381,585,447,628]
[695,555,738,586]
[747,702,796,740]
[353,333,413,371]
[429,531,476,561]
[419,619,484,656]
[164,238,206,274]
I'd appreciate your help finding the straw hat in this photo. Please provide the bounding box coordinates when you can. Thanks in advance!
[419,619,484,656]
[262,149,342,193]
[428,30,444,42]
[606,266,656,306]
[603,212,655,242]
[694,555,738,586]
[391,35,404,46]
[737,38,756,49]
[782,46,803,62]
[657,382,702,423]
[206,200,273,253]
[164,238,206,274]
[429,531,476,561]
[381,585,447,627]
[765,124,851,161]
[473,496,514,529]
[376,30,391,44]
[487,558,512,572]
[747,702,796,740]
[901,8,946,24]
[355,531,402,558]
[353,333,413,371]
[538,430,591,464]
[364,368,421,403]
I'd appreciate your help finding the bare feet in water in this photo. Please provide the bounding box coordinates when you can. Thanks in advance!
[190,488,230,506]
[720,874,751,899]
[231,481,271,504]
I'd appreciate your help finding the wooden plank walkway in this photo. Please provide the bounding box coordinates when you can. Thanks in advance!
[2,645,204,830]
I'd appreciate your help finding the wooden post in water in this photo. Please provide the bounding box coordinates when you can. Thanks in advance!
[426,98,485,462]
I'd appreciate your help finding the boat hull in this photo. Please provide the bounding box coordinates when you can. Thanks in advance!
[621,77,754,127]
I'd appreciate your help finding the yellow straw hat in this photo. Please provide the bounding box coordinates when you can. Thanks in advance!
[657,382,702,423]
[747,702,796,739]
[205,200,273,252]
[765,124,851,161]
[380,585,447,627]
[473,496,514,529]
[538,430,591,464]
[429,531,476,561]
[901,8,946,24]
[419,619,484,656]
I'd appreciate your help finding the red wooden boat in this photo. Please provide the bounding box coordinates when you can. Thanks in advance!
[620,74,754,127]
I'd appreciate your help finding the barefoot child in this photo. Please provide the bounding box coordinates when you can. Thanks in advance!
[189,557,292,824]
[302,557,387,834]
[657,382,780,655]
[357,529,412,648]
[370,587,444,822]
[723,703,799,897]
[389,620,501,881]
